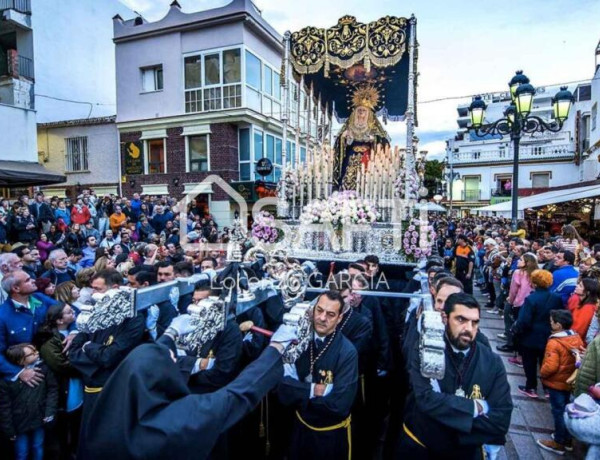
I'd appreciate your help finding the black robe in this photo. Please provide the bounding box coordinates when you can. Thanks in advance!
[69,312,146,455]
[79,340,284,460]
[277,332,358,460]
[178,320,243,394]
[337,307,373,372]
[356,296,390,372]
[398,340,513,459]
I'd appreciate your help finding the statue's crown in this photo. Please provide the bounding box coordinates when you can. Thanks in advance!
[351,84,379,110]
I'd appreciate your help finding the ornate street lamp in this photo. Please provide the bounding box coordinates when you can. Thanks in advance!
[467,70,573,230]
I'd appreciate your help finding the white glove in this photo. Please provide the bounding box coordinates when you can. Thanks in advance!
[205,358,215,370]
[270,324,297,347]
[168,314,195,336]
[283,363,299,379]
[243,332,254,342]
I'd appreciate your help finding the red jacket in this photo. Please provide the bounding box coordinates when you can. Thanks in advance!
[540,330,584,391]
[568,294,597,342]
[71,205,91,225]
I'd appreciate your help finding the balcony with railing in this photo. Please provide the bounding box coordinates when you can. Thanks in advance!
[451,143,574,165]
[0,0,31,14]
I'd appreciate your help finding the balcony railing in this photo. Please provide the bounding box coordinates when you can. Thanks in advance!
[461,190,481,201]
[17,55,33,80]
[451,143,574,164]
[0,0,31,14]
[491,188,511,197]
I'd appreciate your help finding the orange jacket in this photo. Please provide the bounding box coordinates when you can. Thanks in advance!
[540,331,584,391]
[109,213,127,233]
[567,294,597,342]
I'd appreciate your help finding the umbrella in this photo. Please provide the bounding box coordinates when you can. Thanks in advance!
[415,202,447,212]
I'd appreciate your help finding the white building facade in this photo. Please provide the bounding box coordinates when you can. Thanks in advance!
[0,0,131,195]
[445,81,594,215]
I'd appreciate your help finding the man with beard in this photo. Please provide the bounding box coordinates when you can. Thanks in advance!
[277,291,358,460]
[396,293,512,458]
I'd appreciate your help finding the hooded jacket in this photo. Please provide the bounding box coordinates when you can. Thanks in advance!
[540,330,584,391]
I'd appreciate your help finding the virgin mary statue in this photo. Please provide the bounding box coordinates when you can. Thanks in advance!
[333,85,390,191]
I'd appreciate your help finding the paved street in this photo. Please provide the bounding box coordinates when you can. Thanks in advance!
[475,288,586,460]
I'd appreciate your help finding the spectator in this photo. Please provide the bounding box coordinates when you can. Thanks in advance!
[75,268,95,305]
[537,310,584,455]
[511,269,564,399]
[0,270,57,381]
[15,208,38,243]
[551,250,579,307]
[568,278,600,342]
[0,343,59,460]
[64,224,85,252]
[36,233,56,263]
[70,198,91,226]
[54,281,82,308]
[81,235,99,268]
[41,250,76,285]
[35,277,56,298]
[66,249,83,274]
[109,205,127,234]
[54,201,71,227]
[29,192,54,233]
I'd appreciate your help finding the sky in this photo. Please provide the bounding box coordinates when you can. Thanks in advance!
[118,0,600,159]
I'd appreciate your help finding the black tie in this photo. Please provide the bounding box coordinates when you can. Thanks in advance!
[453,351,465,366]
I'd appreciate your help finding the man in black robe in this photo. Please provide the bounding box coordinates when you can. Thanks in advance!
[69,269,146,446]
[396,293,512,459]
[78,321,298,460]
[277,290,358,460]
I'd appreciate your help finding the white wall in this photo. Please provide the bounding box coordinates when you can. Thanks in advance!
[0,103,37,161]
[32,0,132,122]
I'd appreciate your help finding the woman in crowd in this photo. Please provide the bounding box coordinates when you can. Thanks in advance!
[15,208,38,243]
[47,224,66,247]
[54,200,71,227]
[500,253,538,361]
[34,303,83,459]
[511,269,564,399]
[36,232,55,263]
[558,224,587,262]
[75,268,95,305]
[568,277,600,343]
[54,281,83,311]
[35,277,56,298]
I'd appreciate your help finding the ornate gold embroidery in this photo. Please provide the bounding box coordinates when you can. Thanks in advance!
[290,16,408,75]
[342,152,364,191]
[104,335,114,346]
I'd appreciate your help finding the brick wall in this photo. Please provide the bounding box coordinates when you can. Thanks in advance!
[119,122,240,200]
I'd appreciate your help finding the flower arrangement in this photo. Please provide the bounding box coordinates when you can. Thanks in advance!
[299,191,379,230]
[251,211,283,244]
[276,170,299,201]
[394,169,420,200]
[402,218,437,262]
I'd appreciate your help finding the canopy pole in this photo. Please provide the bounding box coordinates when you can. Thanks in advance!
[403,15,417,219]
[277,31,291,218]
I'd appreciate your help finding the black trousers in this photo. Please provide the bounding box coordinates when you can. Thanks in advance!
[521,346,545,390]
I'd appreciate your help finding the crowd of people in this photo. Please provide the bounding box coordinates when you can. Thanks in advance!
[433,216,600,456]
[0,189,597,459]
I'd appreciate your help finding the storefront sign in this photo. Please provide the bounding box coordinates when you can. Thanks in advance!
[231,181,257,202]
[256,158,273,177]
[123,141,144,175]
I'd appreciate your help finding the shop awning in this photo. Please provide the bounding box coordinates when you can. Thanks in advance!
[475,184,600,213]
[0,161,66,186]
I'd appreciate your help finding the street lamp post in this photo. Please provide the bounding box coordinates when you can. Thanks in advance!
[443,156,460,215]
[467,71,574,231]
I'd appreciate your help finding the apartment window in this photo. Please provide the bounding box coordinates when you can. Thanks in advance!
[532,172,550,188]
[184,48,241,113]
[581,114,591,152]
[146,139,165,174]
[184,56,201,89]
[141,65,163,92]
[239,128,251,181]
[246,50,262,112]
[592,103,597,131]
[65,137,89,172]
[188,135,209,172]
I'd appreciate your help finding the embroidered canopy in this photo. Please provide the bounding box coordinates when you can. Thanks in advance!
[288,15,416,122]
